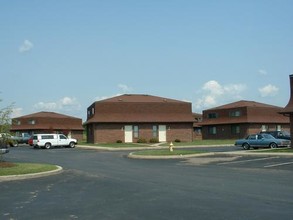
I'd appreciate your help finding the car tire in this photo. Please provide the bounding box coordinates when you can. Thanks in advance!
[270,143,278,149]
[69,142,75,148]
[44,143,51,149]
[242,143,250,150]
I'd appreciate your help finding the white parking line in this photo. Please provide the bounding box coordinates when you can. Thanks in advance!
[264,161,293,168]
[218,157,279,165]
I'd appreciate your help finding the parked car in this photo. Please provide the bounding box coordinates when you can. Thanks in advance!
[28,136,33,146]
[11,132,31,144]
[32,134,77,149]
[235,133,291,150]
[260,130,291,140]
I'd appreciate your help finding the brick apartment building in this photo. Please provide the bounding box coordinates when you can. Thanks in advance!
[10,111,84,141]
[201,100,290,140]
[85,94,195,143]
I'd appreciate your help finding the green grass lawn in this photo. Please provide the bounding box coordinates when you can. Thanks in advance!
[132,149,207,156]
[79,142,153,148]
[0,162,59,176]
[80,139,235,148]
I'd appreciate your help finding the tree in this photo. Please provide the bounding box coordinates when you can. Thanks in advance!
[0,98,14,148]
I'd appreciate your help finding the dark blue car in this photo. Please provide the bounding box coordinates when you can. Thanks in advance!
[235,133,291,150]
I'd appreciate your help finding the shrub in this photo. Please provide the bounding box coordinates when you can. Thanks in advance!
[116,140,122,143]
[174,139,181,143]
[137,138,147,143]
[149,138,159,143]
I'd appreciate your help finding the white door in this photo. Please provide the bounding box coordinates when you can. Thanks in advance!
[124,125,133,143]
[159,125,167,142]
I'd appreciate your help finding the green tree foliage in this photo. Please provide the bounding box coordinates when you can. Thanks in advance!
[0,98,14,147]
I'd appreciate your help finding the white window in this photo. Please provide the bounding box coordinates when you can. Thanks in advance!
[261,125,268,132]
[28,120,36,125]
[133,125,139,138]
[208,126,217,135]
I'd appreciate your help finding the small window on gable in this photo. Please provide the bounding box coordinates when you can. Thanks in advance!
[230,110,241,117]
[28,119,36,125]
[13,120,21,125]
[208,113,218,119]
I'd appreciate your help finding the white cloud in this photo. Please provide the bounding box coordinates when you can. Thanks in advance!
[94,94,122,102]
[11,108,23,118]
[118,84,133,93]
[194,80,246,110]
[33,97,81,111]
[19,40,34,53]
[259,84,279,97]
[258,69,268,75]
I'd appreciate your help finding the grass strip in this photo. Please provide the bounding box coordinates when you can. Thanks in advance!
[0,163,58,176]
[161,139,235,146]
[79,142,152,148]
[132,149,206,156]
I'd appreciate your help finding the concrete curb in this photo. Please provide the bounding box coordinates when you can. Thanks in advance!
[0,165,63,182]
[128,149,293,160]
[128,152,216,159]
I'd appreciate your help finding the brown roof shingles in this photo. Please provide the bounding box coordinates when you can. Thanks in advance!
[86,94,195,124]
[201,100,289,125]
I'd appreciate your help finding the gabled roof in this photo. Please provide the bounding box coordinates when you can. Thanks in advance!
[206,100,282,111]
[13,111,80,120]
[201,100,288,125]
[100,94,187,103]
[11,111,84,131]
[86,94,195,124]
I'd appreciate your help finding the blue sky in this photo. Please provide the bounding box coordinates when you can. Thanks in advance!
[1,0,293,121]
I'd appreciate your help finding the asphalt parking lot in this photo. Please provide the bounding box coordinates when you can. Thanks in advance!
[1,146,293,220]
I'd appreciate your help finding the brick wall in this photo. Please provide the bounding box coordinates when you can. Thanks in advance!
[90,123,194,143]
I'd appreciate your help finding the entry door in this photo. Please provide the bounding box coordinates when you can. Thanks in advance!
[158,125,167,142]
[124,125,133,143]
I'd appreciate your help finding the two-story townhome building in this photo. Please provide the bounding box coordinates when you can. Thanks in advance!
[85,94,195,143]
[201,100,290,140]
[10,111,84,141]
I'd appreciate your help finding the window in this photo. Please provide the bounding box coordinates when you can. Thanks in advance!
[208,113,218,119]
[60,135,67,139]
[261,125,268,132]
[152,125,158,138]
[231,125,240,134]
[208,126,217,135]
[28,119,36,125]
[133,125,139,138]
[230,110,241,117]
[41,135,54,139]
[277,125,282,131]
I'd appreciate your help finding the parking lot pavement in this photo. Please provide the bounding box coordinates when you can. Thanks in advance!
[184,154,293,171]
[2,146,293,220]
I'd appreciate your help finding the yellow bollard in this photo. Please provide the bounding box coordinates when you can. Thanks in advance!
[169,142,174,152]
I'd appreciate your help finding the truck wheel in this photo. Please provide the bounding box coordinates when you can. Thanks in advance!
[69,142,75,148]
[44,143,51,149]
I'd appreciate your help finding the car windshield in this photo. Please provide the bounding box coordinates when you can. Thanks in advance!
[282,131,290,136]
[262,133,275,139]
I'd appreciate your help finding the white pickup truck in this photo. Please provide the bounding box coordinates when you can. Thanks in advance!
[32,134,77,149]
